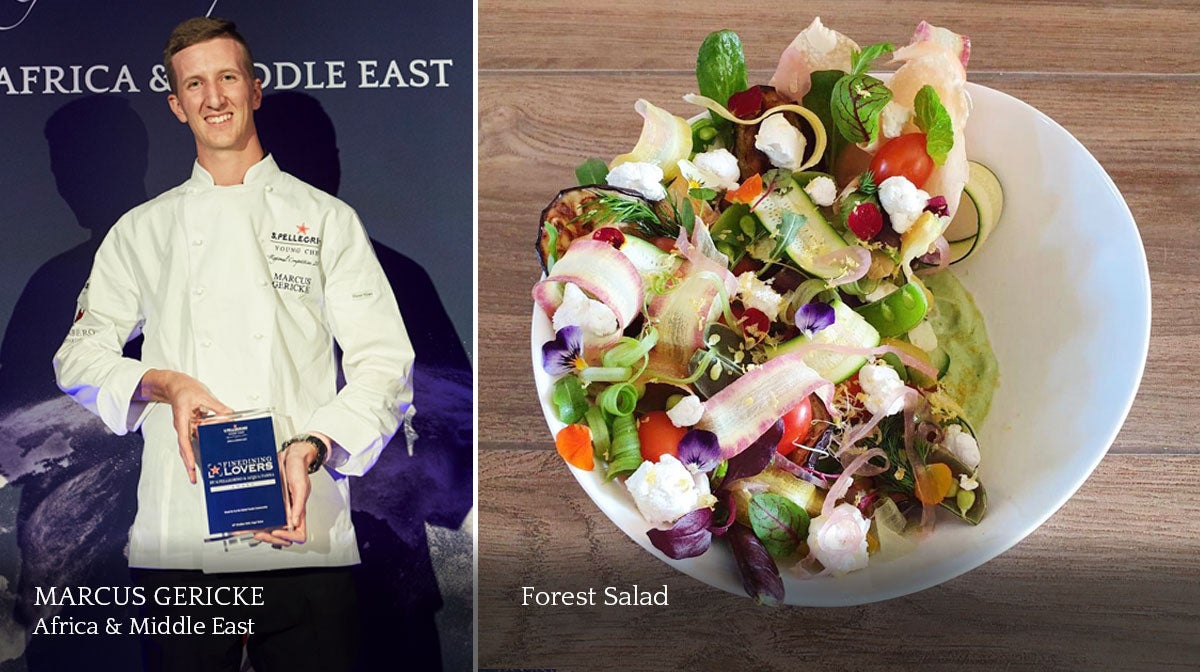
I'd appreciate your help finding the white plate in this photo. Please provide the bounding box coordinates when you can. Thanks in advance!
[530,82,1151,606]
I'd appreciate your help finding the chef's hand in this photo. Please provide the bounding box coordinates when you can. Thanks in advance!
[254,432,329,548]
[135,369,234,484]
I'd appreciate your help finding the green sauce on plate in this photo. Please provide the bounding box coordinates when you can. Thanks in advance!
[924,271,999,426]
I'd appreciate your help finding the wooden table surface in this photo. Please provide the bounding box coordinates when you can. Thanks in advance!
[477,3,1200,669]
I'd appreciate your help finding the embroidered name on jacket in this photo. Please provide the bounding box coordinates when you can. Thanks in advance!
[267,223,322,291]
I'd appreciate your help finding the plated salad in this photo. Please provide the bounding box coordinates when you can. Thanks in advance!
[533,18,1002,604]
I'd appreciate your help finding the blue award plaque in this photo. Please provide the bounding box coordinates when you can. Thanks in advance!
[196,410,288,537]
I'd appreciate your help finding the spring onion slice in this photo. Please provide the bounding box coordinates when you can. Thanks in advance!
[579,366,634,383]
[696,353,835,460]
[606,414,643,481]
[585,406,612,461]
[598,382,638,417]
[602,328,659,369]
[682,93,827,172]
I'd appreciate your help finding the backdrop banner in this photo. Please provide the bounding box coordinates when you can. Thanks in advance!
[0,2,473,670]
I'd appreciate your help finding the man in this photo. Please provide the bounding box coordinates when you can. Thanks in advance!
[52,17,414,671]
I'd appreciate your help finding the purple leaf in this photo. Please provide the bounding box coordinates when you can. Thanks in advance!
[795,301,835,336]
[647,508,714,559]
[728,524,784,606]
[541,325,583,376]
[722,420,784,485]
[677,429,721,473]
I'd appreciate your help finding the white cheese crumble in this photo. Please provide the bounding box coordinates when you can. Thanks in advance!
[803,175,837,207]
[606,161,667,201]
[857,361,906,416]
[679,148,740,191]
[754,114,806,171]
[666,395,704,427]
[880,101,912,140]
[942,424,981,470]
[625,454,714,525]
[878,175,930,234]
[735,271,786,322]
[552,283,618,340]
[807,503,871,575]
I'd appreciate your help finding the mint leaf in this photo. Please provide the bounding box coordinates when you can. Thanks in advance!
[913,85,954,165]
[831,74,893,144]
[575,158,609,185]
[850,42,894,77]
[688,187,718,202]
[748,493,810,560]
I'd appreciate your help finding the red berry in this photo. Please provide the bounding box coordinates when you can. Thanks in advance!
[592,227,625,248]
[847,202,883,240]
[727,87,764,120]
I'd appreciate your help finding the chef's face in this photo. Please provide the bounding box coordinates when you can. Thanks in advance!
[167,37,262,160]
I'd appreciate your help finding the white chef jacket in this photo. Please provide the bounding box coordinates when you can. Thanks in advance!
[53,155,415,573]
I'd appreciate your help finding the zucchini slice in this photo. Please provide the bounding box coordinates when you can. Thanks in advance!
[766,300,880,382]
[947,161,1004,265]
[753,175,852,278]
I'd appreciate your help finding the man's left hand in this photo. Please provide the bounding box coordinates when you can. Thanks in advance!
[254,433,329,547]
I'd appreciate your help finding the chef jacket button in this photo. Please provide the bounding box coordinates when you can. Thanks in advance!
[250,393,261,401]
[201,340,211,348]
[253,332,264,340]
[192,239,203,247]
[264,185,273,193]
[193,287,205,296]
[260,280,269,287]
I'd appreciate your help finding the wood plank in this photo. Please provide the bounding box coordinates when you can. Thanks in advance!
[478,73,1200,454]
[479,0,1200,74]
[477,450,1200,671]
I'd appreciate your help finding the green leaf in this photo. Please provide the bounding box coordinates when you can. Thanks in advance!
[802,70,846,169]
[748,493,810,560]
[551,375,588,424]
[575,158,609,185]
[858,170,877,196]
[770,210,806,261]
[850,42,895,77]
[913,85,954,165]
[831,74,893,145]
[696,30,749,113]
[542,221,559,272]
[688,187,718,202]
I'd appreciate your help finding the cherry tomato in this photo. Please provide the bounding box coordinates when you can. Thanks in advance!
[637,410,686,462]
[776,397,813,456]
[869,133,934,188]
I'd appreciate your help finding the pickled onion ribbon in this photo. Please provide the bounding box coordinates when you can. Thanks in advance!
[821,447,889,518]
[533,238,644,338]
[916,236,950,276]
[682,93,827,172]
[696,353,834,460]
[813,246,872,288]
[771,453,834,489]
[903,404,938,535]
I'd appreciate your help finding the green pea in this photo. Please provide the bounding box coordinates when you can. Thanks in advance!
[853,282,928,338]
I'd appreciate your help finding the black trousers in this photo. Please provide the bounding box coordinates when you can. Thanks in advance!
[131,567,359,672]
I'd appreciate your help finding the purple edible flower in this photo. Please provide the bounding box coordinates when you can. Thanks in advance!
[795,301,835,338]
[541,325,585,376]
[677,429,721,473]
[924,195,950,217]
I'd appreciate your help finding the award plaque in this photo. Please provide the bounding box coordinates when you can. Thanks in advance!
[195,409,288,539]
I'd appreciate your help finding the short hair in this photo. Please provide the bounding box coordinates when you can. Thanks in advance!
[163,17,254,93]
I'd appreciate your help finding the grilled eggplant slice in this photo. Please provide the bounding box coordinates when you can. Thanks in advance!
[535,185,650,275]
